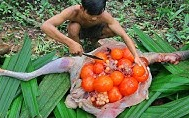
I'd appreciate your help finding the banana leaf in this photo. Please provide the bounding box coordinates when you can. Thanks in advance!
[0,33,31,117]
[76,108,95,118]
[53,96,76,118]
[20,52,56,117]
[150,72,189,93]
[141,95,189,118]
[20,73,70,118]
[8,96,23,118]
[20,51,56,117]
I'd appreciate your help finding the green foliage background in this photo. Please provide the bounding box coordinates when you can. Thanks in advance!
[0,0,189,56]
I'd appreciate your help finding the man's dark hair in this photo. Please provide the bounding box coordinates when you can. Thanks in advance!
[81,0,106,15]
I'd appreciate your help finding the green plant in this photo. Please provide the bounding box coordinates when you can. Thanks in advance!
[32,35,67,58]
[132,3,145,17]
[0,1,13,15]
[155,4,189,44]
[168,13,189,42]
[68,0,81,5]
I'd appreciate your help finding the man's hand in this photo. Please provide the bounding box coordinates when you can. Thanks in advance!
[69,41,84,56]
[0,68,4,73]
[134,56,147,71]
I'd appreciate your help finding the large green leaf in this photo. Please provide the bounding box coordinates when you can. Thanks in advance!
[141,95,189,118]
[0,34,56,117]
[133,26,165,52]
[20,73,70,118]
[20,51,56,117]
[8,96,23,118]
[20,62,40,118]
[150,73,189,93]
[53,97,76,118]
[0,34,31,117]
[153,33,176,52]
[76,108,95,118]
[32,51,56,70]
[118,91,161,118]
[133,25,186,74]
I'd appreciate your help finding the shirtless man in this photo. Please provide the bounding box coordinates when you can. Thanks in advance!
[40,0,144,66]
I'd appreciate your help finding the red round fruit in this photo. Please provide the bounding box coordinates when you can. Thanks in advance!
[117,58,132,67]
[108,87,123,103]
[110,71,124,86]
[123,48,134,62]
[93,75,113,92]
[135,71,149,82]
[110,48,123,60]
[81,76,95,92]
[119,77,138,96]
[93,62,104,74]
[132,64,145,77]
[80,63,94,79]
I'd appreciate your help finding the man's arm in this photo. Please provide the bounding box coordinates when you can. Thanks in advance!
[40,5,83,55]
[102,12,144,66]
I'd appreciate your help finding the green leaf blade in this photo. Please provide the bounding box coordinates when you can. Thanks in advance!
[20,73,70,118]
[54,97,76,118]
[0,34,31,117]
[8,96,23,118]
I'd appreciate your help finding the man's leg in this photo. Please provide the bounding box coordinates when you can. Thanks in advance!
[84,24,116,52]
[84,24,116,51]
[100,24,116,38]
[67,22,81,43]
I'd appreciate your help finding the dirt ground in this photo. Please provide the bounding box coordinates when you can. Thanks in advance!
[0,21,65,58]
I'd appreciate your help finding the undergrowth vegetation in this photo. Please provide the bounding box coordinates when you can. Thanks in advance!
[0,0,189,57]
[0,0,189,118]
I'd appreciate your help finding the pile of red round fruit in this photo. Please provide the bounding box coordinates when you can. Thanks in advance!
[80,47,149,107]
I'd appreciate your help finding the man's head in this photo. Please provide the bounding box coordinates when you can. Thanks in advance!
[81,0,106,15]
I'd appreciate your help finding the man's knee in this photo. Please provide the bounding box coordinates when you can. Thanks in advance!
[67,22,81,38]
[101,26,116,38]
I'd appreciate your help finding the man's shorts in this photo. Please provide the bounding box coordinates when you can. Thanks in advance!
[79,24,105,39]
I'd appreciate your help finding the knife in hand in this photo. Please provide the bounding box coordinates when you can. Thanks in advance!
[82,53,103,60]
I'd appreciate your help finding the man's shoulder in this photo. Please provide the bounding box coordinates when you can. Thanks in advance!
[101,11,113,17]
[100,11,114,22]
[59,5,80,19]
[63,5,81,12]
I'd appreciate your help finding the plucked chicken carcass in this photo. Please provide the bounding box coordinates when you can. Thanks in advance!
[0,39,189,118]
